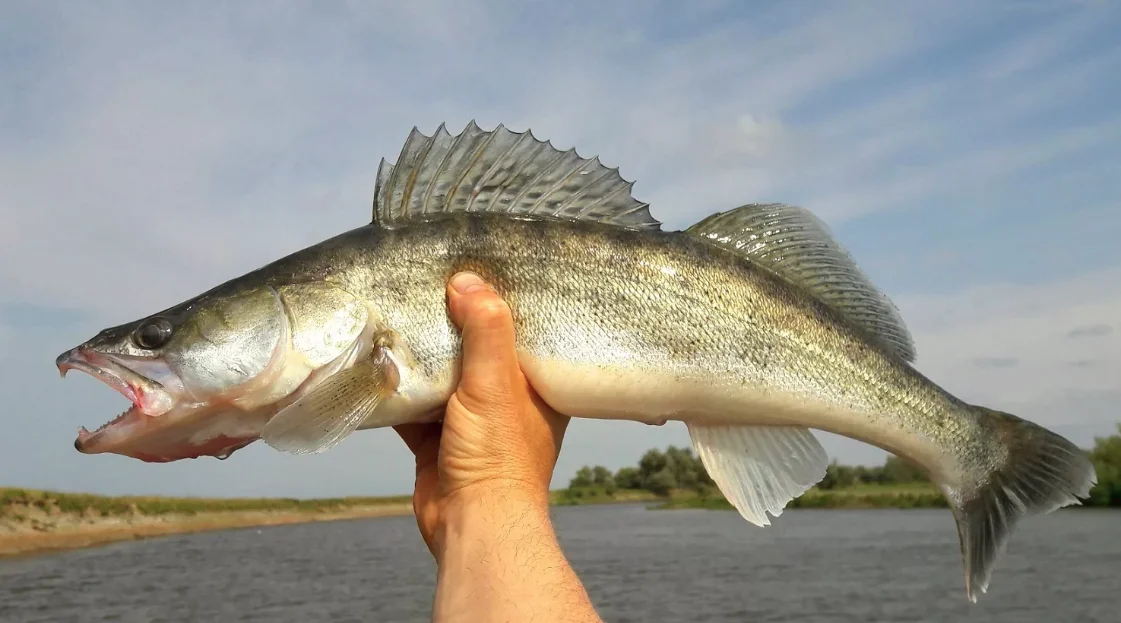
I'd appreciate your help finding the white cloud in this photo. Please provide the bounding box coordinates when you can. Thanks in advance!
[898,266,1120,433]
[5,3,1117,312]
[804,113,1121,221]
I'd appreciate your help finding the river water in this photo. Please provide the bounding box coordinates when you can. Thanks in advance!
[1,505,1117,622]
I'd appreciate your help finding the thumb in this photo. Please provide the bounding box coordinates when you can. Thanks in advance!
[446,272,522,413]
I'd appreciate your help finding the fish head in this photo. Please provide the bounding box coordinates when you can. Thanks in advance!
[56,282,372,462]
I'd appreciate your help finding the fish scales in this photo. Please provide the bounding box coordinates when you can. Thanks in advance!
[355,214,968,462]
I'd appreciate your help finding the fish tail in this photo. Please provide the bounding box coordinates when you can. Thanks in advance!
[945,406,1096,602]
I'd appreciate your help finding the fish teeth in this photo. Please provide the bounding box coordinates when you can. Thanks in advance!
[92,405,134,434]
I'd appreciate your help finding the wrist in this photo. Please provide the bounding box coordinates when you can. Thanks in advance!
[431,481,602,622]
[435,481,554,563]
[444,477,552,519]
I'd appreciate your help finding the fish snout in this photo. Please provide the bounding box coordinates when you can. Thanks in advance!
[56,347,86,378]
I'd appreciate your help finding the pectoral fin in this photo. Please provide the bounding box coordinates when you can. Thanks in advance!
[687,423,829,526]
[261,355,397,455]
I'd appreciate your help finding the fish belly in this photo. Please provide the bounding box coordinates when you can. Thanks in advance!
[518,353,951,476]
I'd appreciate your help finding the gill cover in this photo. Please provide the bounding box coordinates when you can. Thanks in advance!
[164,286,287,401]
[163,281,374,409]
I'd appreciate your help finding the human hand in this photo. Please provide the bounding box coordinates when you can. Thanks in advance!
[393,271,570,561]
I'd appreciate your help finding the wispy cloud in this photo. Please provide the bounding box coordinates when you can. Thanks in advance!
[897,266,1121,414]
[2,1,1119,496]
[1067,324,1113,338]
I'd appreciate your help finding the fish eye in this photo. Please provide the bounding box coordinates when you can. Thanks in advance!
[133,318,174,350]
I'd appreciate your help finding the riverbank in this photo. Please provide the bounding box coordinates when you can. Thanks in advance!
[0,486,670,560]
[0,487,414,559]
[556,483,949,511]
[0,481,1039,560]
[550,488,663,506]
[651,483,947,510]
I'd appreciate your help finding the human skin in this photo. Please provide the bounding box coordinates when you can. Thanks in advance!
[394,271,604,623]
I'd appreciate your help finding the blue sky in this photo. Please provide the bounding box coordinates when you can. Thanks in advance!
[1,1,1119,498]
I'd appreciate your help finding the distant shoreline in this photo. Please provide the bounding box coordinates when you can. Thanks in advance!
[0,479,1105,560]
[0,487,416,560]
[649,484,950,511]
[0,487,664,560]
[0,505,414,560]
[554,483,957,513]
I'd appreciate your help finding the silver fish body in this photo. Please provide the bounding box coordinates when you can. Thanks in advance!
[57,122,1096,602]
[342,214,970,466]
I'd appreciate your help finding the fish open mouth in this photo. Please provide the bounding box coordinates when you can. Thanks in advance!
[56,347,263,463]
[55,348,172,453]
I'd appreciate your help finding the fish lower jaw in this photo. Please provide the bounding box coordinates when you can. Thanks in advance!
[75,403,147,453]
[58,348,183,453]
[79,404,135,436]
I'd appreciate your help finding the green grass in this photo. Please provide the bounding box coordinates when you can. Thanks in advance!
[552,483,947,510]
[551,481,946,510]
[652,483,948,511]
[1,485,657,522]
[0,487,412,519]
[1,481,947,524]
[550,486,661,506]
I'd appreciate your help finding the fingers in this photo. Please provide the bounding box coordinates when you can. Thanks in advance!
[446,272,522,413]
[394,422,442,469]
[394,422,440,455]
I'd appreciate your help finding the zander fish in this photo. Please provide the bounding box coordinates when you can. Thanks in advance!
[56,121,1096,601]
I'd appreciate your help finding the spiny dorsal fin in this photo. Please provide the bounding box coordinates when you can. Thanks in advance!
[686,203,917,362]
[371,120,661,231]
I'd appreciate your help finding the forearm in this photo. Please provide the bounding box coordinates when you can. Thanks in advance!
[432,487,603,623]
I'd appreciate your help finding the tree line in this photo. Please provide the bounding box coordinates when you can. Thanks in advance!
[1088,424,1121,507]
[568,445,927,497]
[568,446,715,496]
[567,423,1121,507]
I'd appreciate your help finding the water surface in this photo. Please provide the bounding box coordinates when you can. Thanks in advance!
[1,505,1116,622]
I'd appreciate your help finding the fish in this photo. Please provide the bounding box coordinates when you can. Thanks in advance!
[56,121,1096,601]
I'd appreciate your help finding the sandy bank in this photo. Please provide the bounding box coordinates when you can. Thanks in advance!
[0,501,413,560]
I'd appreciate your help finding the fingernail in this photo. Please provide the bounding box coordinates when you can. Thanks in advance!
[450,272,489,294]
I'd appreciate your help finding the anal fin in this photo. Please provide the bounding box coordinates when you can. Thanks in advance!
[687,423,829,526]
[262,355,396,455]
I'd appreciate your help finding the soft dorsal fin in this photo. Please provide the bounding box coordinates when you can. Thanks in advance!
[686,203,917,362]
[371,121,661,231]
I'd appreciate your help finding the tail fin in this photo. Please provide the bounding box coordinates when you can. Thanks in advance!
[945,407,1097,602]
